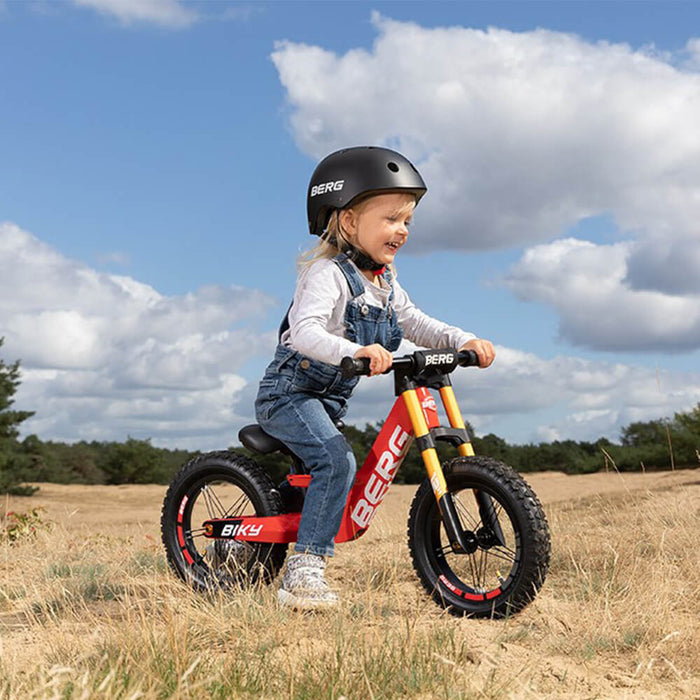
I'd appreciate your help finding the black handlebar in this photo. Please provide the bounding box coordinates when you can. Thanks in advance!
[340,348,480,379]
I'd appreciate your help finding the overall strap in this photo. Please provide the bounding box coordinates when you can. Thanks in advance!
[379,266,396,302]
[279,254,365,341]
[333,252,366,299]
[278,300,293,342]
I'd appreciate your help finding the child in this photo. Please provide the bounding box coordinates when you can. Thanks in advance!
[255,146,495,609]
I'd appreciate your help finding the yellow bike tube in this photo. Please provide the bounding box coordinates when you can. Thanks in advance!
[402,388,448,500]
[439,385,475,457]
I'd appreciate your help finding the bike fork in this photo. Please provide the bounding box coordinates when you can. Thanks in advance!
[441,384,507,547]
[403,388,475,553]
[404,385,506,552]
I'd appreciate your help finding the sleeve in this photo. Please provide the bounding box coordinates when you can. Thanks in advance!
[393,278,477,350]
[287,261,363,365]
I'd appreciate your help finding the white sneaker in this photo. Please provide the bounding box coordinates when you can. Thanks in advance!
[278,553,339,610]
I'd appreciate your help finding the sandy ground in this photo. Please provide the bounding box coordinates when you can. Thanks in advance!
[5,467,696,531]
[1,468,699,699]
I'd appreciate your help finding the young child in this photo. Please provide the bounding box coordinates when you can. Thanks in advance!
[255,146,495,609]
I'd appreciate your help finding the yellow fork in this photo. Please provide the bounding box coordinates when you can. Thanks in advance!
[402,387,473,553]
[439,385,475,456]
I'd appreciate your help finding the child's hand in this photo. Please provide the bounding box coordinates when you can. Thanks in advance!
[460,339,496,368]
[354,344,393,376]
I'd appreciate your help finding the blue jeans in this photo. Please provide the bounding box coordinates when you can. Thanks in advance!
[255,347,357,557]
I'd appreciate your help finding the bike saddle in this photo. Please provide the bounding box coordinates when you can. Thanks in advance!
[238,421,346,456]
[238,424,290,455]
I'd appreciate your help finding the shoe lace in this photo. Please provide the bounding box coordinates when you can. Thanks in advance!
[287,556,331,591]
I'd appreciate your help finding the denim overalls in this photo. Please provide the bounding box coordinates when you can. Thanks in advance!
[254,252,403,557]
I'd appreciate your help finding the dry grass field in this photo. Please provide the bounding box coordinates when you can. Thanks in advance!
[1,468,699,699]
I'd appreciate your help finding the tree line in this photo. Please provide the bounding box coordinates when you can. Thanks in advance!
[1,340,698,494]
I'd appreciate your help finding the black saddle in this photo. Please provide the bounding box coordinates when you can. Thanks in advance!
[238,424,290,455]
[238,421,346,456]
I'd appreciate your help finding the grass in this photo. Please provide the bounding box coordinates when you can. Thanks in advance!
[1,472,699,699]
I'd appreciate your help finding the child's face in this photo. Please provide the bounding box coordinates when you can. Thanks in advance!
[342,193,416,266]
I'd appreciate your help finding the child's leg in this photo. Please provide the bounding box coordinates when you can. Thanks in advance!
[257,393,356,557]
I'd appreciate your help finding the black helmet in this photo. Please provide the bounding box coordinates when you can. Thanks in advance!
[307,146,427,236]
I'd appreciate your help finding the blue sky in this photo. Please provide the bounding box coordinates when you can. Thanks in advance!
[1,0,700,450]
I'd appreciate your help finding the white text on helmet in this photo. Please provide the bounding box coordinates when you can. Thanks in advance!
[310,180,345,197]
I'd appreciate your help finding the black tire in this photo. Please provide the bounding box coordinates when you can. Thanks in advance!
[160,451,288,591]
[407,456,551,618]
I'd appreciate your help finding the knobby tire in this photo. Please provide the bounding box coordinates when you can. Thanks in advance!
[160,451,287,592]
[407,456,551,617]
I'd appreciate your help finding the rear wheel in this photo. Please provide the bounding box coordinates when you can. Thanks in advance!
[408,456,550,617]
[161,451,287,591]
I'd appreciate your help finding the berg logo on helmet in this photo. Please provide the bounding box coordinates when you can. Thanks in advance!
[310,180,345,197]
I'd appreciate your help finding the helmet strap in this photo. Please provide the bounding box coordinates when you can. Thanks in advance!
[346,246,386,274]
[321,215,386,275]
[324,228,386,274]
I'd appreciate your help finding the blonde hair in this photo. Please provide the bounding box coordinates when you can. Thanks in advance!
[298,209,351,269]
[299,192,415,273]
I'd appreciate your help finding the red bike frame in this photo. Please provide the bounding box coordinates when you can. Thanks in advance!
[194,382,475,550]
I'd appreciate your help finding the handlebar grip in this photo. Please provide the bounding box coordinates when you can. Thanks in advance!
[340,356,371,378]
[342,349,480,378]
[457,349,480,367]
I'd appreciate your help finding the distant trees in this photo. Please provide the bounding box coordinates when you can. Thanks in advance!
[241,407,698,485]
[24,437,197,487]
[0,338,38,495]
[672,404,700,465]
[611,406,700,471]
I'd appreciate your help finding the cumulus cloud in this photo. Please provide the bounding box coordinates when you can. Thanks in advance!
[72,0,198,28]
[345,343,700,445]
[272,15,700,251]
[683,38,700,70]
[0,222,275,448]
[503,238,700,351]
[625,232,700,295]
[272,15,700,352]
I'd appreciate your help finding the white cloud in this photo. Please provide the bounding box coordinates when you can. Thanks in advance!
[72,0,198,28]
[220,4,263,23]
[96,250,130,266]
[0,222,275,448]
[625,232,700,295]
[683,37,700,71]
[503,238,700,351]
[3,222,698,450]
[273,16,700,253]
[345,343,700,445]
[272,16,700,352]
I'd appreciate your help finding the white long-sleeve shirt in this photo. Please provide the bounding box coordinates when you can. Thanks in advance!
[280,258,476,366]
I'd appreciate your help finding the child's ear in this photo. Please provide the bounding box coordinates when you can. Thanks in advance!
[340,208,357,238]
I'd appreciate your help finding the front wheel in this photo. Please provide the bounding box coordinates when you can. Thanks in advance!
[160,451,288,591]
[408,456,551,617]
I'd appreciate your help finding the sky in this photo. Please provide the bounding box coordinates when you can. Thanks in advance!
[1,0,700,451]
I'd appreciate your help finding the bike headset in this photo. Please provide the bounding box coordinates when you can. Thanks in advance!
[279,146,428,341]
